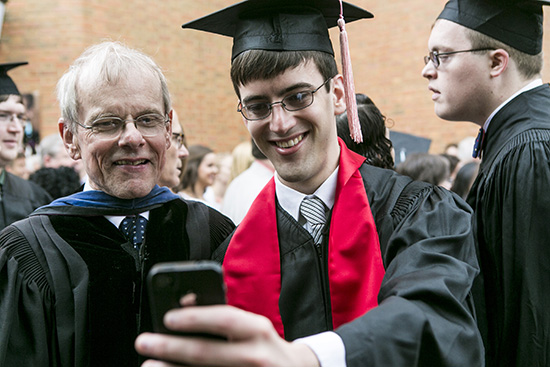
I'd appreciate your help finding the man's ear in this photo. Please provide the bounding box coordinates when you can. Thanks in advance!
[489,49,509,78]
[331,75,347,115]
[59,118,81,160]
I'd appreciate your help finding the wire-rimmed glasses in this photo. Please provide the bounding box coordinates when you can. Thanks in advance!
[75,113,169,138]
[424,48,495,68]
[0,111,27,127]
[171,132,186,149]
[237,77,333,121]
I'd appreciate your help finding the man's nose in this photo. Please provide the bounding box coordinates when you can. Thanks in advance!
[269,104,295,134]
[422,61,436,79]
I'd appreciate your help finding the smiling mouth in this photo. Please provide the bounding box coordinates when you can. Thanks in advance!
[115,159,148,166]
[275,134,304,149]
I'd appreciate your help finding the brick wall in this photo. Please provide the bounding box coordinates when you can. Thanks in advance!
[1,0,549,155]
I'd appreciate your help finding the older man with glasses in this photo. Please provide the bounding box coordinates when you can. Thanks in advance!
[0,41,234,367]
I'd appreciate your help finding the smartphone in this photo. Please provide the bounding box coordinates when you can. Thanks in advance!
[147,260,226,336]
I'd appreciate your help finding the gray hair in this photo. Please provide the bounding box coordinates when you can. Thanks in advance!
[56,41,171,132]
[39,133,64,161]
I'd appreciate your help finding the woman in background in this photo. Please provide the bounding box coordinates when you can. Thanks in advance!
[204,152,232,210]
[178,144,218,206]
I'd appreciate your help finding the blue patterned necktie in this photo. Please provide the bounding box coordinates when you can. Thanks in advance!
[472,127,485,159]
[300,196,327,246]
[119,215,148,249]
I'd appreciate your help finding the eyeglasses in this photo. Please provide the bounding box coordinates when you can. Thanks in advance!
[237,77,333,121]
[424,48,495,68]
[0,111,27,126]
[171,132,186,149]
[75,113,169,138]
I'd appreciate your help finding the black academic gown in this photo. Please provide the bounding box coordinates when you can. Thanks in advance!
[0,171,52,229]
[468,83,550,367]
[0,198,234,367]
[215,164,484,366]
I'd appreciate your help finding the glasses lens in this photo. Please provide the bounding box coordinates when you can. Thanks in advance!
[0,112,26,125]
[283,92,313,111]
[172,133,184,148]
[90,117,123,136]
[135,114,167,136]
[431,52,439,68]
[243,103,270,120]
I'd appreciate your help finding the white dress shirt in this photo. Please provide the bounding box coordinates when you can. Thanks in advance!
[274,169,347,367]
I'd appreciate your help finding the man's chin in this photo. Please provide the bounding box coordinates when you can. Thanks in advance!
[435,108,459,122]
[0,153,19,166]
[105,183,157,199]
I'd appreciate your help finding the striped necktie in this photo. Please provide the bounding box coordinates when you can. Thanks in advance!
[300,196,327,246]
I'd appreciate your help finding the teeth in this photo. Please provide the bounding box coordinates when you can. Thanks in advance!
[276,135,303,148]
[116,159,146,166]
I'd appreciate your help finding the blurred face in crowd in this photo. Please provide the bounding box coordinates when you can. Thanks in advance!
[0,95,25,168]
[422,20,494,124]
[61,71,171,199]
[197,152,218,188]
[159,110,189,188]
[45,146,80,169]
[238,61,344,194]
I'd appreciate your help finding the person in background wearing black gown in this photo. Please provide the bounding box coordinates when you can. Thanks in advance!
[135,1,483,366]
[0,41,234,367]
[0,62,51,230]
[422,1,550,366]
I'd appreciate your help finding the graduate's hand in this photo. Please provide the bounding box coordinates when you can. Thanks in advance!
[135,305,320,367]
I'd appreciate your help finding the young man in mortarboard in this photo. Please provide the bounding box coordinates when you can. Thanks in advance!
[422,1,550,366]
[136,1,484,366]
[0,43,235,366]
[0,62,52,229]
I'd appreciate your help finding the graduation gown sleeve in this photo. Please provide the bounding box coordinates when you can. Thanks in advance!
[0,231,55,367]
[0,218,89,367]
[469,128,550,366]
[336,167,483,366]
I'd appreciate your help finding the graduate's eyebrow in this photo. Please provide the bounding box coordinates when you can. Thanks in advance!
[242,82,317,105]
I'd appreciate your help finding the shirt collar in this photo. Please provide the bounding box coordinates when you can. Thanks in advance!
[483,78,543,132]
[84,179,150,227]
[275,166,339,222]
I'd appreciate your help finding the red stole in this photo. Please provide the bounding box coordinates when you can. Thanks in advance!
[223,140,385,338]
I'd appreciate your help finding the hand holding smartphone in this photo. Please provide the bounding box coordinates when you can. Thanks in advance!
[147,261,226,337]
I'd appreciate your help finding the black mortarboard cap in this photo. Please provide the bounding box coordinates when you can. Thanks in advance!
[437,0,550,55]
[0,62,27,95]
[182,0,373,61]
